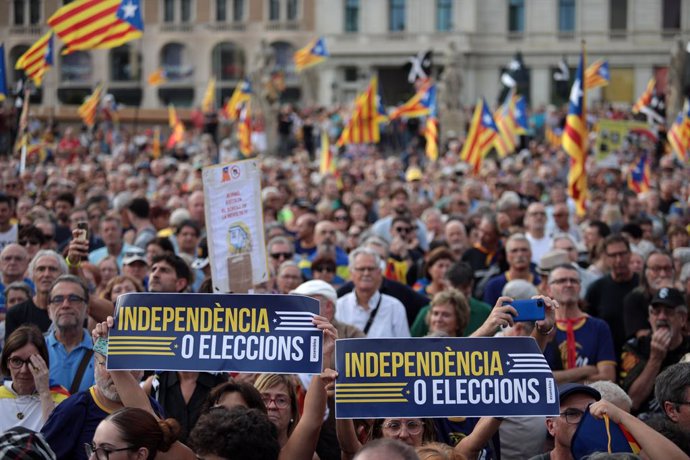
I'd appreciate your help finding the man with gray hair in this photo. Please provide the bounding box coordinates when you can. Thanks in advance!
[483,233,540,306]
[654,362,690,431]
[551,233,597,297]
[5,250,67,338]
[46,275,95,393]
[336,247,410,338]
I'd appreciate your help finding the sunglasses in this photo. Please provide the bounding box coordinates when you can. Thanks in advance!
[313,265,336,273]
[394,226,413,234]
[270,252,293,260]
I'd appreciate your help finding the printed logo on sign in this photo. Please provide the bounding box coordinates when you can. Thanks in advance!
[231,165,241,179]
[310,336,319,362]
[222,166,230,182]
[546,378,556,403]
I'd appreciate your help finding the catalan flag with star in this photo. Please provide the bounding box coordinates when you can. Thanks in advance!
[460,98,499,175]
[667,101,690,163]
[294,37,329,72]
[337,76,380,146]
[424,85,439,162]
[78,83,103,128]
[389,80,435,119]
[224,78,252,121]
[632,78,655,114]
[584,59,609,90]
[627,153,650,193]
[48,0,144,54]
[15,32,54,87]
[562,48,588,216]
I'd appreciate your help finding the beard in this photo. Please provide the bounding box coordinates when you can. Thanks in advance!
[95,373,121,402]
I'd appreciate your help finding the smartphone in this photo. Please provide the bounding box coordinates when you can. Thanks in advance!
[76,222,88,242]
[509,298,545,322]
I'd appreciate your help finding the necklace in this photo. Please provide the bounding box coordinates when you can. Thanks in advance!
[11,385,36,421]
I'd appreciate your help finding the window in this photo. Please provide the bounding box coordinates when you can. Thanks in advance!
[233,0,244,21]
[181,0,192,22]
[164,0,193,23]
[662,0,680,30]
[13,0,41,26]
[508,0,524,33]
[436,0,452,31]
[110,45,140,81]
[609,0,627,32]
[389,0,405,32]
[164,0,175,22]
[344,0,358,32]
[161,43,192,80]
[60,50,93,82]
[270,41,296,77]
[287,0,298,20]
[216,0,227,21]
[212,42,246,81]
[269,0,280,21]
[558,0,575,33]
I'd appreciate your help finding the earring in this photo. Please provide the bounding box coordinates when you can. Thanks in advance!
[290,418,294,423]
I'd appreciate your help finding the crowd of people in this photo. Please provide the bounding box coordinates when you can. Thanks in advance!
[0,96,687,460]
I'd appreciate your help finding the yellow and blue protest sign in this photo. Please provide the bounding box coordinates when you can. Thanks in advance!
[107,293,322,374]
[335,337,558,419]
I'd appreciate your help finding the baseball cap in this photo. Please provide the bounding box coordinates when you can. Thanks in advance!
[290,280,337,305]
[650,287,685,309]
[122,248,147,266]
[537,249,571,276]
[558,383,601,404]
[0,426,56,460]
[192,237,209,270]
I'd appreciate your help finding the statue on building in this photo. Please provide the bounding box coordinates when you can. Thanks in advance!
[440,41,464,111]
[667,39,687,122]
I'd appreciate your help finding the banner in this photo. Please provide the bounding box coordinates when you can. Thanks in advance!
[202,159,269,293]
[595,120,657,160]
[107,293,322,374]
[335,337,558,419]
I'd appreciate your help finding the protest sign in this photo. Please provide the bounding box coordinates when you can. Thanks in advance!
[594,120,657,160]
[202,159,268,293]
[107,293,322,374]
[335,337,558,419]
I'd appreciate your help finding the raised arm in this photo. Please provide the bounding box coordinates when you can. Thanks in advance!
[530,295,558,352]
[470,296,518,338]
[279,316,337,460]
[455,416,503,460]
[589,400,689,459]
[67,232,114,322]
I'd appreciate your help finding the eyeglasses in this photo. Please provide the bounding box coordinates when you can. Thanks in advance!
[84,443,135,460]
[270,252,293,260]
[648,305,683,317]
[49,294,86,306]
[261,394,290,409]
[8,357,32,369]
[528,211,547,217]
[646,265,673,274]
[381,420,424,435]
[353,266,379,274]
[559,408,585,424]
[605,250,629,259]
[1,255,25,262]
[549,277,580,286]
[42,234,55,240]
[394,226,413,234]
[18,239,40,246]
[313,266,335,273]
[334,215,349,222]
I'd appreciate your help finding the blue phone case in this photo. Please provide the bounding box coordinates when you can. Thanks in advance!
[510,299,545,322]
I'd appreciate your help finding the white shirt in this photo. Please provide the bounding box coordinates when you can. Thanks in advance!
[0,224,17,252]
[336,291,410,338]
[526,232,552,265]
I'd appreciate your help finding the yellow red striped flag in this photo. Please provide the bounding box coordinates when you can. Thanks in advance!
[294,37,329,72]
[167,104,185,148]
[320,131,336,175]
[224,78,252,121]
[78,83,103,127]
[460,98,499,175]
[425,117,439,162]
[493,94,518,157]
[632,78,655,114]
[584,59,609,90]
[337,76,380,146]
[562,48,587,216]
[15,32,54,87]
[667,103,690,163]
[238,101,252,157]
[152,126,161,159]
[147,68,167,86]
[48,0,144,54]
[201,77,216,113]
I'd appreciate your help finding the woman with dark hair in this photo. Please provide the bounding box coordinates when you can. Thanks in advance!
[87,407,182,460]
[203,380,267,414]
[0,324,68,431]
[414,247,455,297]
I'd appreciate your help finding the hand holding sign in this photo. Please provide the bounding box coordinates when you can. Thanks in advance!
[311,315,338,369]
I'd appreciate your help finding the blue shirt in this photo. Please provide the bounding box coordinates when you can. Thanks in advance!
[46,328,94,393]
[0,277,35,312]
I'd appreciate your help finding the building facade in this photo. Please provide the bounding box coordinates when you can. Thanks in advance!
[1,0,688,111]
